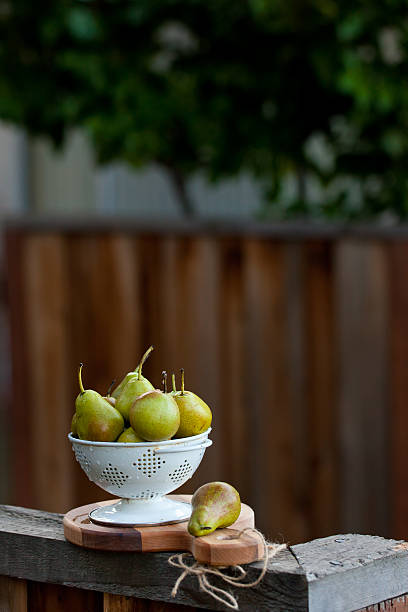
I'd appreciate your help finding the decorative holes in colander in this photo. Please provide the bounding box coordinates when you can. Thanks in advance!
[74,448,91,473]
[169,459,193,484]
[101,463,129,488]
[135,489,159,500]
[132,449,165,477]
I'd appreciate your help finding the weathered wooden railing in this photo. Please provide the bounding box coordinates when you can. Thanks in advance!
[0,504,408,611]
[4,218,408,543]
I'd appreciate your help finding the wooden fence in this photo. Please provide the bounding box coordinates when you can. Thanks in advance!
[4,220,408,544]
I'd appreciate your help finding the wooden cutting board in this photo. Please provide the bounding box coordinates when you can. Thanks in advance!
[63,495,263,566]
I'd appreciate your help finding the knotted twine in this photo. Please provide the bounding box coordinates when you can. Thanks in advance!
[168,527,287,610]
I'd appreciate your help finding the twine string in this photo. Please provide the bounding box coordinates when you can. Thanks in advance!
[168,527,287,610]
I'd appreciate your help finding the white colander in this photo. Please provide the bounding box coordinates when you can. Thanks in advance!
[68,429,212,526]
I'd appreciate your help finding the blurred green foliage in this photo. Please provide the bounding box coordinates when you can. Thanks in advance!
[0,0,407,218]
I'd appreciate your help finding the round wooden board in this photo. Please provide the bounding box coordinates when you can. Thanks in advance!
[63,495,262,566]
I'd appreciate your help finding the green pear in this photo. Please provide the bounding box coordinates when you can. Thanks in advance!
[188,482,241,537]
[75,364,124,442]
[174,369,212,438]
[112,346,154,399]
[129,389,180,441]
[71,413,78,436]
[116,376,154,422]
[117,426,145,443]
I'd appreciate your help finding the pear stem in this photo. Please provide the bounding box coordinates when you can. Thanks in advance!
[78,363,85,395]
[172,373,176,393]
[162,370,167,393]
[137,345,154,380]
[180,368,185,395]
[106,379,116,397]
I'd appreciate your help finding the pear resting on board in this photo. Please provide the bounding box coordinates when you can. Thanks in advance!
[188,482,241,537]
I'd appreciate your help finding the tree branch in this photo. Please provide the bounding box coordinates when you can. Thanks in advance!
[162,163,195,217]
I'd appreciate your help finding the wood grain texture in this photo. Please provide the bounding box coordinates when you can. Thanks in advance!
[0,576,27,612]
[27,581,102,612]
[243,239,295,541]
[0,505,306,612]
[63,496,261,566]
[103,592,198,611]
[5,230,33,507]
[304,241,338,539]
[292,534,408,612]
[336,241,390,536]
[22,234,73,513]
[218,238,247,499]
[389,242,408,539]
[359,595,408,611]
[4,506,408,612]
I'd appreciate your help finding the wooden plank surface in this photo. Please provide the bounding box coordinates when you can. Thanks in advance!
[21,234,73,513]
[0,576,27,612]
[244,239,295,541]
[218,238,248,499]
[27,582,102,612]
[0,505,306,612]
[292,535,408,612]
[3,506,408,612]
[359,595,408,611]
[303,241,338,539]
[389,242,408,540]
[103,593,198,611]
[5,230,33,507]
[336,241,390,535]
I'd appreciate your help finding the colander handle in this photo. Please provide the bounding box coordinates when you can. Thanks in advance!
[153,439,213,455]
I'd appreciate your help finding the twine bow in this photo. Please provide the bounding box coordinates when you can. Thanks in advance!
[168,527,287,610]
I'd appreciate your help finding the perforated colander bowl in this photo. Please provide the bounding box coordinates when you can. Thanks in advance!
[68,429,212,526]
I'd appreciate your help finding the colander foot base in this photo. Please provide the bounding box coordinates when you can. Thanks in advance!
[89,496,192,527]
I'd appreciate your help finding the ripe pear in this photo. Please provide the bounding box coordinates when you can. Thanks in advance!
[75,364,124,442]
[117,426,144,443]
[129,389,180,441]
[174,369,212,438]
[112,346,154,399]
[188,482,241,537]
[116,349,155,421]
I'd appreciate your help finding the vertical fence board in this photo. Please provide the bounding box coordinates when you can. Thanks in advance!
[5,231,33,507]
[27,582,102,612]
[218,238,248,498]
[304,241,338,538]
[22,235,73,512]
[337,241,390,535]
[243,239,295,540]
[0,576,27,612]
[103,593,198,611]
[389,242,408,539]
[172,238,221,489]
[285,243,309,543]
